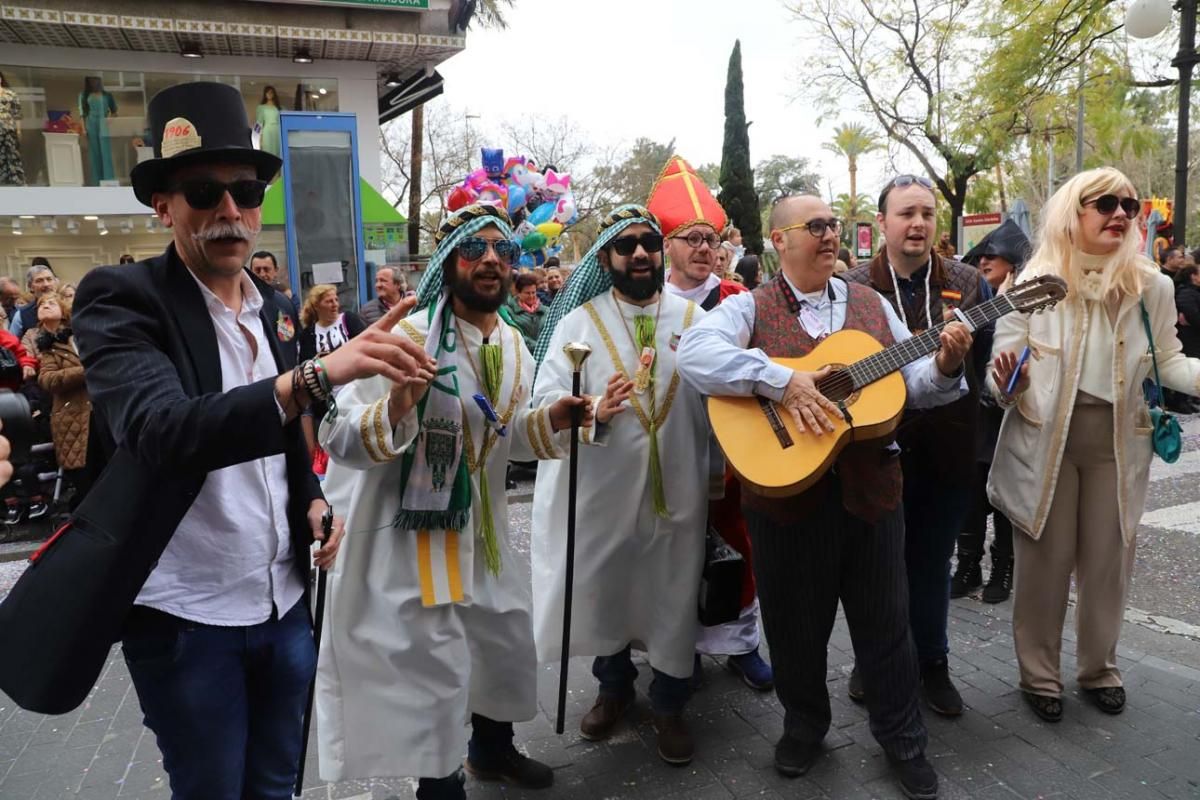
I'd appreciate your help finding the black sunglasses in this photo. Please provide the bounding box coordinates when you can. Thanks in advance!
[169,178,268,210]
[610,232,664,256]
[458,236,521,265]
[1084,194,1140,218]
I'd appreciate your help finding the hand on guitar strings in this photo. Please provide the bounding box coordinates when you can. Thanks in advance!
[782,366,844,436]
[991,349,1031,400]
[934,321,974,377]
[596,373,635,424]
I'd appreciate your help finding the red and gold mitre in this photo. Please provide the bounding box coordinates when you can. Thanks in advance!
[645,155,728,239]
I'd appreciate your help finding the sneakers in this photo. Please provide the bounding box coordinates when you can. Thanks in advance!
[579,693,633,741]
[26,501,49,520]
[774,733,821,776]
[920,659,963,717]
[949,558,982,599]
[464,747,554,789]
[889,753,939,799]
[847,666,866,704]
[727,648,774,691]
[651,713,694,765]
[981,558,1013,604]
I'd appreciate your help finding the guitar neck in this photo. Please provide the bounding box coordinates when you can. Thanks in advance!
[846,293,1016,389]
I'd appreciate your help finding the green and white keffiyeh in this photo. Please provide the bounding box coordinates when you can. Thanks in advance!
[531,204,661,379]
[397,204,515,573]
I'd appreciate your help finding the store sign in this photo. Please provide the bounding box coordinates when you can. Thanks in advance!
[855,222,874,259]
[378,70,445,124]
[959,212,1003,254]
[249,0,430,9]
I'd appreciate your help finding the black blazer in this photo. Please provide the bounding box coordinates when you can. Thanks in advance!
[74,243,323,585]
[0,243,322,714]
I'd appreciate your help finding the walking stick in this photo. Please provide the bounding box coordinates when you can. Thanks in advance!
[556,342,592,734]
[294,506,333,799]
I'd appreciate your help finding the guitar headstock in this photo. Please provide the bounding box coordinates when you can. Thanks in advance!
[1007,275,1068,314]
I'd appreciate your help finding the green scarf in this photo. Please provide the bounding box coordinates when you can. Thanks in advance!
[634,313,668,518]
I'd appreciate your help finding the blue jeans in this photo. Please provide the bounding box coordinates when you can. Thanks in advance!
[902,465,974,665]
[122,599,317,800]
[593,644,690,715]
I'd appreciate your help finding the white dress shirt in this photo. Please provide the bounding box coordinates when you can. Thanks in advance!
[135,270,301,626]
[677,273,966,408]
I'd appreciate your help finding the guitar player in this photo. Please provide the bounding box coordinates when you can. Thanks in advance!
[677,194,971,800]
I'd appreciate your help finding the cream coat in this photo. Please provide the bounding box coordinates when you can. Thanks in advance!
[987,270,1200,543]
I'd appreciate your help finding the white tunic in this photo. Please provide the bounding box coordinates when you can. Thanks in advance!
[531,291,711,679]
[315,314,554,780]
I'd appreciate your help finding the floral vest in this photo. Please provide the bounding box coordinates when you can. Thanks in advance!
[743,277,902,524]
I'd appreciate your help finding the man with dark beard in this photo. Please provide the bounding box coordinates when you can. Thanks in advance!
[529,205,713,765]
[316,204,588,799]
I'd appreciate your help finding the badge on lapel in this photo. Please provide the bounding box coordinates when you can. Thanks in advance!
[669,333,681,351]
[276,310,295,342]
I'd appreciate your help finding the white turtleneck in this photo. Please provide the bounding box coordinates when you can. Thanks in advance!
[1074,250,1118,403]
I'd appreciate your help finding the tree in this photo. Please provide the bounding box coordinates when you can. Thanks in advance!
[830,192,876,224]
[718,40,763,254]
[822,123,882,210]
[754,154,821,207]
[788,0,1123,246]
[591,137,676,210]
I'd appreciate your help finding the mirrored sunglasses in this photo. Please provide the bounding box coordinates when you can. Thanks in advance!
[458,236,520,265]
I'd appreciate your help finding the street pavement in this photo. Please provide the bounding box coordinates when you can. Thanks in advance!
[2,418,1200,799]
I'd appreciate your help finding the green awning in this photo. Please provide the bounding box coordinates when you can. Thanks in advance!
[261,177,406,226]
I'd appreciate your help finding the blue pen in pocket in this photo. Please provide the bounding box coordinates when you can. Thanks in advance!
[473,393,507,437]
[1006,346,1032,396]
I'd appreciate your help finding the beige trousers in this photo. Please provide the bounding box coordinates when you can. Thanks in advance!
[1012,404,1136,698]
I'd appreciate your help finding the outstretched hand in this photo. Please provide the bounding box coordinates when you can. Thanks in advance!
[320,296,436,388]
[596,373,634,424]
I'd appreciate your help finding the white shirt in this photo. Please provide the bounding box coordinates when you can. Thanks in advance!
[676,274,966,409]
[314,314,351,355]
[135,271,301,625]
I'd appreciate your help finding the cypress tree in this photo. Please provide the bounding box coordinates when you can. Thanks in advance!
[718,40,762,255]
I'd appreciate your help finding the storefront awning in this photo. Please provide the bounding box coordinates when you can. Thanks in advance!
[261,177,406,226]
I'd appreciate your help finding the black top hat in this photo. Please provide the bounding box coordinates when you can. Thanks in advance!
[130,82,281,206]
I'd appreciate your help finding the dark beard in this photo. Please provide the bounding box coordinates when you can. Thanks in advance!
[448,269,512,312]
[610,261,664,302]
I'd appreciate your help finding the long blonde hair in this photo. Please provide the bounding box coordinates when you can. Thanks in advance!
[301,284,337,328]
[1023,167,1156,300]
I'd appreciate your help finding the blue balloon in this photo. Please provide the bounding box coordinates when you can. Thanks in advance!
[528,201,555,226]
[518,253,536,268]
[506,184,527,215]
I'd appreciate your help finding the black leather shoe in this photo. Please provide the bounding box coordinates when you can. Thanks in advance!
[920,659,963,717]
[889,754,938,799]
[774,733,821,777]
[465,747,554,789]
[847,666,865,704]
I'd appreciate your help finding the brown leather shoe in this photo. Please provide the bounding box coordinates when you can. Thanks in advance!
[652,713,694,765]
[579,694,633,741]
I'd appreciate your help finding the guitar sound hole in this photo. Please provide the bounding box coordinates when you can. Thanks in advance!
[817,366,859,405]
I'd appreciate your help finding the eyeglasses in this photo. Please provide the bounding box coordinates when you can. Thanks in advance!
[671,230,721,250]
[169,179,268,210]
[610,232,664,256]
[887,174,934,191]
[1083,194,1140,218]
[458,236,521,265]
[777,218,843,238]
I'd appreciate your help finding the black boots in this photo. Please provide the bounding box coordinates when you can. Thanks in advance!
[950,557,982,599]
[982,558,1013,604]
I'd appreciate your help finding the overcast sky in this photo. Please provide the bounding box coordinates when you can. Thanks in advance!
[434,0,914,201]
[433,0,1180,206]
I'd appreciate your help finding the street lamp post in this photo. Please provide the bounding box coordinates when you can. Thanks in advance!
[1128,0,1199,244]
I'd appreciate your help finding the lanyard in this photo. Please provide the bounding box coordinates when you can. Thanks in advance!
[888,260,933,331]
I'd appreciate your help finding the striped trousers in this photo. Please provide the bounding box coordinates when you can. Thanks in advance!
[745,499,927,761]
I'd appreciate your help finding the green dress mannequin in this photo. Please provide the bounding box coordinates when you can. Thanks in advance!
[79,77,116,185]
[256,86,282,158]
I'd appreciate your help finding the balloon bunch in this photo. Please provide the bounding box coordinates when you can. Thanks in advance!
[446,148,578,268]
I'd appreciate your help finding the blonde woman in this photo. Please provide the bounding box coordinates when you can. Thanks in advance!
[297,284,366,463]
[988,167,1200,722]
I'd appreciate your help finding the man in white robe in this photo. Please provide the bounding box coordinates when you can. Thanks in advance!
[316,205,588,800]
[530,204,711,765]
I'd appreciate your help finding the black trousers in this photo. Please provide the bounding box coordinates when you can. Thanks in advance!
[957,461,1013,567]
[745,500,926,761]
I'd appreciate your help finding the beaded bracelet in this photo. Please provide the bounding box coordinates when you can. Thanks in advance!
[313,358,338,419]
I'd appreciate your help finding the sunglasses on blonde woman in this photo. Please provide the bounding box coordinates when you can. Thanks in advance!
[1083,194,1140,218]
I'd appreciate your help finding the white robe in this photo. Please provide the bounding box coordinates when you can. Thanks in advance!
[532,291,710,679]
[315,314,556,780]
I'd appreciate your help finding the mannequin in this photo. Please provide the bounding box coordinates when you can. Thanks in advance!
[78,76,116,185]
[0,72,24,186]
[255,85,281,158]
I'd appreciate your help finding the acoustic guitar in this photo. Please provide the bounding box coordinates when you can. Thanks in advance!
[708,275,1068,497]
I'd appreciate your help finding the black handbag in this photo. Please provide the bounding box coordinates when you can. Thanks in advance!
[0,346,21,384]
[698,525,744,626]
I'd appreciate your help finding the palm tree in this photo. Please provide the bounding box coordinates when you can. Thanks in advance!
[823,123,883,210]
[474,0,515,29]
[830,192,876,224]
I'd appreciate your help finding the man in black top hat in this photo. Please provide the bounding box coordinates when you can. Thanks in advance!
[65,82,435,799]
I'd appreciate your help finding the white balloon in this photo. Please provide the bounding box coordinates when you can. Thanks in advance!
[1125,0,1173,39]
